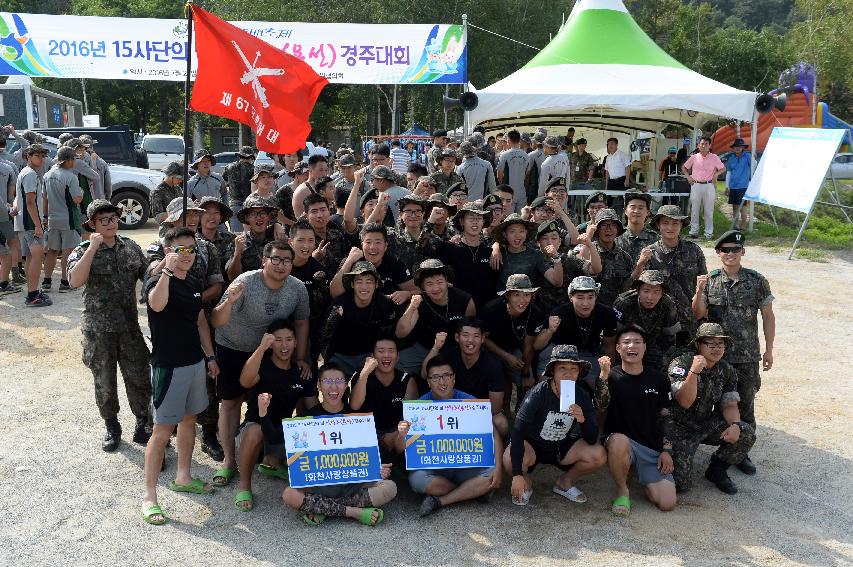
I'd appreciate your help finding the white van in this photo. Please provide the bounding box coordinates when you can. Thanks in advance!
[141,134,185,171]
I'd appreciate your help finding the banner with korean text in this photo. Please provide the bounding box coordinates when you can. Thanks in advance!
[403,399,495,470]
[0,12,467,84]
[284,414,382,488]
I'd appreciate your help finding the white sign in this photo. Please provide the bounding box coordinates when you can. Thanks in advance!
[403,399,496,470]
[83,114,100,127]
[559,380,575,412]
[745,128,846,213]
[0,12,467,84]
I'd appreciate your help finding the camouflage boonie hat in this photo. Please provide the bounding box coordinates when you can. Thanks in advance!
[544,344,591,378]
[21,130,45,143]
[594,208,626,236]
[371,165,395,180]
[568,275,601,295]
[162,197,205,225]
[22,143,48,156]
[78,134,98,146]
[425,192,457,215]
[84,199,120,229]
[66,137,86,150]
[191,148,216,167]
[459,141,476,157]
[452,201,492,231]
[438,148,457,161]
[694,322,731,344]
[521,132,532,144]
[288,162,309,175]
[651,204,688,229]
[251,163,275,182]
[197,196,233,221]
[338,154,356,167]
[413,258,454,286]
[543,136,561,149]
[236,145,256,158]
[533,129,548,144]
[57,132,74,145]
[237,194,278,223]
[633,269,667,289]
[56,146,76,163]
[469,132,486,148]
[397,194,427,213]
[537,220,562,240]
[491,213,538,244]
[161,161,184,177]
[342,260,380,288]
[499,273,540,295]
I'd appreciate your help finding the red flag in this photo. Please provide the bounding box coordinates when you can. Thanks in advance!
[189,6,328,153]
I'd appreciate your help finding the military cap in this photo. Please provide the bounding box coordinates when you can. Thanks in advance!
[236,194,278,223]
[338,154,356,167]
[460,141,476,157]
[633,269,667,289]
[650,205,688,229]
[22,143,48,156]
[413,258,454,286]
[236,145,256,158]
[575,138,588,145]
[585,191,608,208]
[162,197,205,225]
[84,199,120,229]
[594,208,626,236]
[530,196,550,210]
[694,322,731,344]
[482,193,502,210]
[78,134,98,147]
[161,161,184,177]
[425,192,457,215]
[623,188,652,208]
[251,163,275,182]
[359,188,379,209]
[543,344,591,378]
[191,148,216,167]
[343,260,380,288]
[66,137,86,150]
[432,129,448,138]
[57,132,74,145]
[545,177,568,193]
[714,230,745,249]
[452,201,492,231]
[491,213,538,244]
[197,196,233,220]
[56,146,76,163]
[543,136,561,148]
[446,182,467,198]
[568,275,601,295]
[371,165,395,181]
[397,194,427,212]
[537,220,562,240]
[499,273,539,295]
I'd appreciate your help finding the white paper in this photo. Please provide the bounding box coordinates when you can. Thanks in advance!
[559,380,575,412]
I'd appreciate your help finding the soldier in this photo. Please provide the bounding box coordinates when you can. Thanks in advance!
[250,163,277,200]
[187,149,227,201]
[613,270,680,371]
[0,145,20,295]
[633,205,707,345]
[68,200,152,451]
[368,165,412,228]
[692,230,775,475]
[617,189,659,265]
[429,149,464,195]
[333,153,357,196]
[224,194,282,281]
[426,129,449,174]
[384,194,427,274]
[300,191,353,276]
[525,129,547,205]
[497,130,529,214]
[42,146,83,293]
[534,220,599,313]
[538,136,569,198]
[423,193,456,241]
[78,134,112,199]
[150,161,184,235]
[197,196,235,279]
[288,219,332,368]
[456,141,495,201]
[273,150,301,189]
[274,162,308,227]
[569,138,596,191]
[585,208,633,308]
[492,213,563,292]
[223,146,256,231]
[14,143,52,307]
[66,138,104,239]
[667,323,756,494]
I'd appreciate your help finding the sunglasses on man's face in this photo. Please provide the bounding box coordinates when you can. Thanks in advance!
[172,245,197,255]
[717,246,743,254]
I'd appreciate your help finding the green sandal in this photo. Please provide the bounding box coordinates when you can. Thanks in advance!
[142,504,166,525]
[302,513,327,525]
[234,490,253,512]
[169,478,213,494]
[212,467,236,487]
[611,495,632,517]
[257,464,289,481]
[358,507,384,526]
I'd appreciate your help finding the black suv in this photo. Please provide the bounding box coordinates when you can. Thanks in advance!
[34,126,148,168]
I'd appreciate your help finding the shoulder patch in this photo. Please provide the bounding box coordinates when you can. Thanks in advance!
[709,269,721,276]
[147,243,161,253]
[671,366,686,377]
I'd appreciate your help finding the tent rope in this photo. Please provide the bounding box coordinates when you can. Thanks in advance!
[467,22,542,52]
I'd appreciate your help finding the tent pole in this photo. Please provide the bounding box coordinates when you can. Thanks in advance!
[748,108,759,231]
[182,1,194,222]
[462,13,470,138]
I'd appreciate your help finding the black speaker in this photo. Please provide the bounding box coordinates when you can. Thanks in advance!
[442,92,479,111]
[755,92,787,114]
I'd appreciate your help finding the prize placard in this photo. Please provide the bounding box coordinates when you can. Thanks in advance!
[284,413,382,488]
[403,399,495,470]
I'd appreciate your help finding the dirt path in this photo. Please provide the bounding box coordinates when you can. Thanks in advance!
[1,222,851,566]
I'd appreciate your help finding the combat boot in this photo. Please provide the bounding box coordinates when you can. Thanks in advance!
[704,456,737,494]
[132,418,152,445]
[102,419,122,452]
[736,454,756,475]
[201,425,224,461]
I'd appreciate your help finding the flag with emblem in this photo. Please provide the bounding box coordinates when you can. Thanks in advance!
[189,6,328,153]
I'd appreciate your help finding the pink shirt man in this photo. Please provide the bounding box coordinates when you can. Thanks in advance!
[683,151,725,183]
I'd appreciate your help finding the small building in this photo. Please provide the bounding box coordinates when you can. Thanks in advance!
[0,76,83,130]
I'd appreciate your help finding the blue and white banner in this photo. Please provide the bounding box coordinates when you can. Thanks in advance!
[0,12,467,84]
[403,399,495,470]
[284,414,382,488]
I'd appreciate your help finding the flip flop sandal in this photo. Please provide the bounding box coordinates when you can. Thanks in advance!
[169,478,214,494]
[611,495,632,517]
[512,488,533,506]
[142,504,167,525]
[234,490,253,512]
[212,467,236,487]
[257,464,289,481]
[552,484,587,503]
[302,513,327,526]
[358,507,384,526]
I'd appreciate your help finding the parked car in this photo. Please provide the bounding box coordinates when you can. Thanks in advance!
[211,151,240,175]
[829,153,853,179]
[141,134,185,172]
[34,126,147,168]
[255,151,275,168]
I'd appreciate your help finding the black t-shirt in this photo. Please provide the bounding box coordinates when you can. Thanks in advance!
[446,346,504,399]
[603,366,671,451]
[411,287,472,348]
[550,303,617,354]
[374,255,412,295]
[351,369,412,433]
[329,290,398,356]
[482,297,546,353]
[145,274,204,368]
[248,352,318,444]
[431,239,496,310]
[302,401,353,417]
[290,257,326,295]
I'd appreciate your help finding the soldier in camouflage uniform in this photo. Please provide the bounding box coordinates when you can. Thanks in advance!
[67,200,152,452]
[145,198,225,460]
[667,323,756,494]
[692,230,775,476]
[223,146,256,231]
[534,220,594,312]
[149,161,184,234]
[197,196,236,280]
[224,194,281,280]
[333,153,357,195]
[426,129,449,174]
[386,194,427,273]
[584,208,633,308]
[616,189,659,265]
[569,138,596,190]
[423,193,457,241]
[613,270,680,371]
[634,205,707,346]
[300,191,355,275]
[429,148,464,195]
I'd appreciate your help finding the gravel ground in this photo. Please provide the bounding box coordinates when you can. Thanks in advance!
[1,221,851,567]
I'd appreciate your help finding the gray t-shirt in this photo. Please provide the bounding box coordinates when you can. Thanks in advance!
[215,270,310,352]
[187,172,227,201]
[0,161,15,222]
[45,165,82,230]
[456,156,496,201]
[497,148,529,203]
[497,247,553,292]
[381,186,411,225]
[14,166,43,232]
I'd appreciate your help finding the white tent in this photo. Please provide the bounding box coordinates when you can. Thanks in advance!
[470,0,757,136]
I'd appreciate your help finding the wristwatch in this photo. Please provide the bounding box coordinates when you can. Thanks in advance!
[162,268,174,278]
[205,354,216,363]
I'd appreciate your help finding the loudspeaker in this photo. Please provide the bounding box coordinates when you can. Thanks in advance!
[755,92,787,114]
[442,92,479,111]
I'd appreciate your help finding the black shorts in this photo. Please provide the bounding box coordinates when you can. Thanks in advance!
[215,343,253,400]
[529,437,579,473]
[727,188,747,205]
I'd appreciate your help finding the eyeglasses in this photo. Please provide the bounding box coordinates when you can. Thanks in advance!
[173,245,197,255]
[402,209,424,216]
[96,215,119,226]
[427,372,454,382]
[321,377,347,386]
[718,246,743,254]
[700,340,726,349]
[265,255,293,266]
[245,210,270,219]
[487,206,503,213]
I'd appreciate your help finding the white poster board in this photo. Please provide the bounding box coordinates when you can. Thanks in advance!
[745,128,845,213]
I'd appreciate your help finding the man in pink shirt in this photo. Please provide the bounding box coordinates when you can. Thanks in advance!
[682,137,726,239]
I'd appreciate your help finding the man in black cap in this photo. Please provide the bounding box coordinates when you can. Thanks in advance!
[187,149,227,201]
[725,139,752,229]
[576,191,609,232]
[427,130,449,175]
[223,146,255,231]
[429,148,464,195]
[334,153,357,195]
[616,189,659,265]
[150,161,184,231]
[569,138,595,191]
[692,230,774,475]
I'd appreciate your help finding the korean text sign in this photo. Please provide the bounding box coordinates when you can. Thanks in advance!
[403,399,495,470]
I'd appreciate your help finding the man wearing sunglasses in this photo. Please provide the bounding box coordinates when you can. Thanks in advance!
[68,200,152,452]
[691,230,775,476]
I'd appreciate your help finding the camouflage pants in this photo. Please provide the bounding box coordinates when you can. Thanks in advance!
[81,329,151,424]
[299,488,372,517]
[732,362,760,426]
[670,417,756,492]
